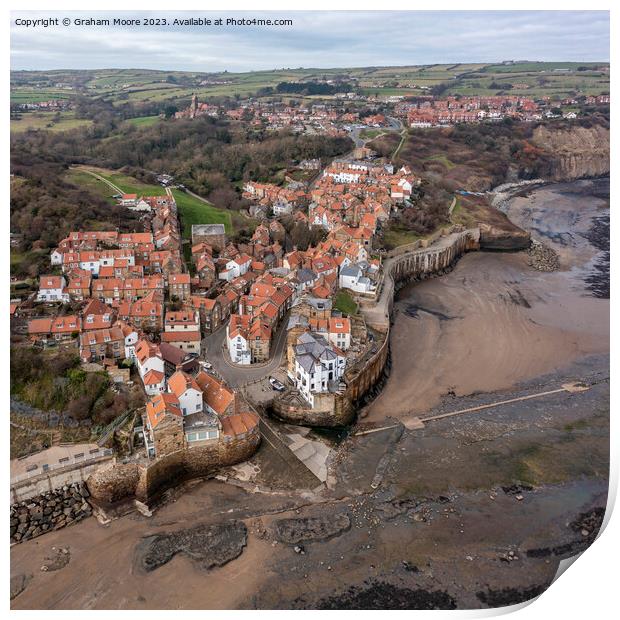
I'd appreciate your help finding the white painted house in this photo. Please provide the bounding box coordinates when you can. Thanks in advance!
[143,369,166,395]
[135,339,165,380]
[119,193,137,207]
[37,275,69,303]
[325,169,362,184]
[272,199,294,216]
[218,254,252,281]
[226,315,251,365]
[292,333,346,407]
[168,371,203,416]
[129,198,153,212]
[50,249,63,266]
[117,321,139,361]
[338,264,375,294]
[328,317,351,351]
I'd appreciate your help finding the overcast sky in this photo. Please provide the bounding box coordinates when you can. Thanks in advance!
[11,11,610,72]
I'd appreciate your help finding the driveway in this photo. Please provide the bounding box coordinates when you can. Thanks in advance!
[201,313,290,387]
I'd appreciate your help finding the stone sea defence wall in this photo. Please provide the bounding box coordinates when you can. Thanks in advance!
[273,228,479,427]
[11,452,114,504]
[86,429,261,507]
[365,228,481,330]
[389,228,480,286]
[271,332,389,428]
[10,482,92,545]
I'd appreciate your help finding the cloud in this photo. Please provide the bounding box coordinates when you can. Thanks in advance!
[10,10,610,71]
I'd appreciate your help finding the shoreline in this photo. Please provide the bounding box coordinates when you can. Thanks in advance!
[364,176,609,423]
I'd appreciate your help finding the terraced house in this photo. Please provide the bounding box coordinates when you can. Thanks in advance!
[161,310,201,354]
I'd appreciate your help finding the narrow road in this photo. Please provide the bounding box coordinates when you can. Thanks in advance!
[180,187,212,205]
[202,313,290,387]
[391,128,408,160]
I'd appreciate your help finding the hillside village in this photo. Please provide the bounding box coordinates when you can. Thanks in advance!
[12,152,418,465]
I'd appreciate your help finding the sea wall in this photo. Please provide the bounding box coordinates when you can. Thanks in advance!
[11,452,114,504]
[389,228,480,285]
[10,482,92,545]
[273,228,479,427]
[373,228,481,328]
[86,428,260,508]
[272,330,390,428]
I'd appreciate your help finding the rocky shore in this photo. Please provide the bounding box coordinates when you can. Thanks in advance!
[135,520,248,573]
[527,239,560,271]
[10,482,92,545]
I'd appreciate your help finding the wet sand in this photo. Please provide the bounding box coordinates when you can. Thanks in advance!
[367,179,609,421]
[11,354,609,609]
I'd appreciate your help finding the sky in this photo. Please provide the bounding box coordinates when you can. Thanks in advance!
[10,10,610,72]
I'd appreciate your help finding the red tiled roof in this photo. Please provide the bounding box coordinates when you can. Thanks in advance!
[161,331,201,343]
[195,370,235,416]
[168,370,201,396]
[146,393,181,429]
[143,369,165,385]
[220,411,259,437]
[39,275,64,290]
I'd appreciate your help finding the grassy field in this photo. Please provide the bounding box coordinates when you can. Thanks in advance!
[480,61,605,73]
[67,166,240,237]
[126,115,162,127]
[424,154,456,170]
[360,128,388,140]
[172,190,232,238]
[65,169,118,204]
[449,197,477,229]
[334,290,358,316]
[11,63,610,108]
[10,112,92,134]
[10,89,73,103]
[85,168,168,196]
[383,224,422,249]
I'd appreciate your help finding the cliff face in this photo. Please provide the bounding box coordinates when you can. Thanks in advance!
[532,124,610,182]
[478,222,530,251]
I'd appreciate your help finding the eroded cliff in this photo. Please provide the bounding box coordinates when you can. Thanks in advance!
[532,123,610,181]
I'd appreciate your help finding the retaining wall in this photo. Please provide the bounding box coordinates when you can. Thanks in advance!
[86,429,261,507]
[10,454,114,504]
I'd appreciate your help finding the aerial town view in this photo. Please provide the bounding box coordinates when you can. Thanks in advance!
[9,8,611,612]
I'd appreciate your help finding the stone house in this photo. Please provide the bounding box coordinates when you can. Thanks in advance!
[144,393,185,458]
[161,310,201,354]
[168,273,191,301]
[78,326,124,363]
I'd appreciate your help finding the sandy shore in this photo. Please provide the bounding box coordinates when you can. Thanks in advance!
[366,179,609,421]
